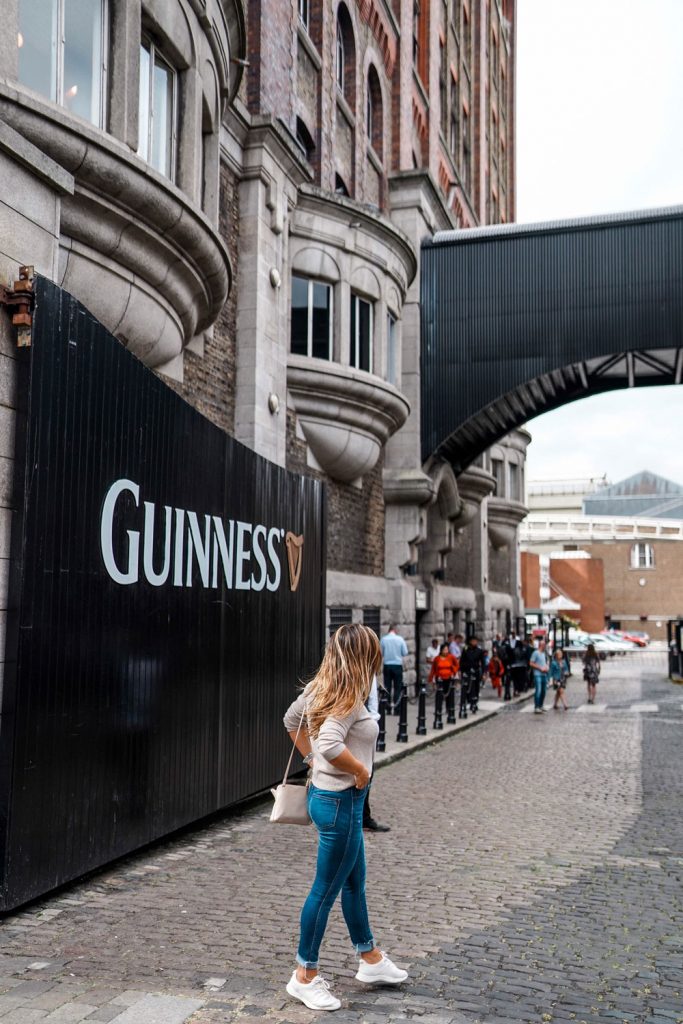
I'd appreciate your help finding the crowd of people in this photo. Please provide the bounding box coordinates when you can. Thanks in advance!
[419,629,604,716]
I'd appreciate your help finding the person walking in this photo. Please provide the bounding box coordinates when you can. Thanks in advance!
[380,624,408,715]
[505,631,528,696]
[530,638,549,714]
[487,650,505,699]
[425,637,440,673]
[283,624,408,1011]
[428,642,459,689]
[550,647,570,710]
[459,635,486,714]
[582,644,601,704]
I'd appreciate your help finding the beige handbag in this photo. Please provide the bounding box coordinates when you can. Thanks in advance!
[270,713,311,825]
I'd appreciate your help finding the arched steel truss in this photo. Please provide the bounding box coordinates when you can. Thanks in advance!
[420,206,683,472]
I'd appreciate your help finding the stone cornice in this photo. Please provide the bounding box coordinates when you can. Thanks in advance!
[295,185,417,289]
[388,170,456,233]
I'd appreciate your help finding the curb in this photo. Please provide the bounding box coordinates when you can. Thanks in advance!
[374,690,535,771]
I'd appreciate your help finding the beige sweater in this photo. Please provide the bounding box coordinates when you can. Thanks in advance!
[283,691,379,791]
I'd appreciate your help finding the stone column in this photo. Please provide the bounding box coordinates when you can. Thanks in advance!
[109,0,141,150]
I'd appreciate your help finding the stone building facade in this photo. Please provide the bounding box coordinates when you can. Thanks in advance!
[0,0,526,690]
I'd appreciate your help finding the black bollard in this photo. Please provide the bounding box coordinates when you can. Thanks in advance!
[416,678,427,735]
[446,677,456,724]
[396,685,409,742]
[459,673,469,719]
[376,687,388,752]
[433,681,444,730]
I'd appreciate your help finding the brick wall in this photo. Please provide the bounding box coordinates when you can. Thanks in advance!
[584,540,683,639]
[550,557,605,633]
[520,551,540,608]
[163,163,238,435]
[246,0,294,122]
[286,409,385,576]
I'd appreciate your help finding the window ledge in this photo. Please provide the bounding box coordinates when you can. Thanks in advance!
[297,23,322,71]
[366,144,383,175]
[336,92,356,128]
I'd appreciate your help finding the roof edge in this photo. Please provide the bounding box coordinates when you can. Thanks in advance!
[430,204,683,246]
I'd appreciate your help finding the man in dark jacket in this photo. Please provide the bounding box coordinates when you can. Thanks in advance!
[459,635,487,715]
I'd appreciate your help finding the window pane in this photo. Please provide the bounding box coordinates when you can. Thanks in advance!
[350,296,357,367]
[291,276,309,355]
[311,283,331,360]
[137,43,151,161]
[152,55,174,178]
[63,0,104,125]
[18,0,58,102]
[358,299,372,372]
[387,315,396,384]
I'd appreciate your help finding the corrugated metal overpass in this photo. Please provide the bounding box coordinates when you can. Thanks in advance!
[421,206,683,472]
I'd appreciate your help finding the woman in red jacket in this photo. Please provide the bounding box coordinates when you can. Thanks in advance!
[428,643,459,689]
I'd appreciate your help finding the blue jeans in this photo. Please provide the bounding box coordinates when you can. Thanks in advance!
[533,671,547,709]
[297,785,375,968]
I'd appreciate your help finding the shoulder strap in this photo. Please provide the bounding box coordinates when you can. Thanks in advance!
[282,710,306,786]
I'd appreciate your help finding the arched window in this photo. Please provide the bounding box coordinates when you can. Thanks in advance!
[366,65,383,159]
[336,4,356,107]
[631,543,655,569]
[296,117,316,164]
[336,21,345,93]
[334,173,350,196]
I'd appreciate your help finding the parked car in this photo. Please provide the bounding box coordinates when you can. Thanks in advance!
[601,628,648,647]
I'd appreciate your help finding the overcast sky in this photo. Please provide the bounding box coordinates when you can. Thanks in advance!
[516,0,683,486]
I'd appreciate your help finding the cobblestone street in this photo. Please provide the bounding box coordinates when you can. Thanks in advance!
[0,654,681,1024]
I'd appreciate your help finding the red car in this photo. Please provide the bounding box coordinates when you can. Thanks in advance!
[601,629,648,648]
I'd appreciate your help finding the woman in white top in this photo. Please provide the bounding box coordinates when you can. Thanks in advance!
[283,624,408,1011]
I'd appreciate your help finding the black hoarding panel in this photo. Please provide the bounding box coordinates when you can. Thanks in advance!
[0,278,325,910]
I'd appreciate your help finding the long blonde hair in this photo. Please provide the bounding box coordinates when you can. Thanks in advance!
[305,623,382,738]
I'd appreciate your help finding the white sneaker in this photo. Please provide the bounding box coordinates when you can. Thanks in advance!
[286,971,341,1011]
[355,952,408,985]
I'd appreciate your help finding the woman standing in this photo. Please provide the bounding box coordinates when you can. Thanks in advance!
[283,624,408,1011]
[550,648,570,710]
[428,642,459,690]
[582,643,601,704]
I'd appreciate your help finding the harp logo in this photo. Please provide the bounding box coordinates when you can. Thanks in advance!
[285,532,304,592]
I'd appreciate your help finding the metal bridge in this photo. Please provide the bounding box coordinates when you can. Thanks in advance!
[420,206,683,472]
[520,513,683,547]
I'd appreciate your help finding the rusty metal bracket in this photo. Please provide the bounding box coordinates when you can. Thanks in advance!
[0,266,35,347]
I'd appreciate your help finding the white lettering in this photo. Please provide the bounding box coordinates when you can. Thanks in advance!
[100,481,290,594]
[266,527,282,592]
[251,524,268,592]
[173,508,185,586]
[235,521,252,590]
[100,479,140,585]
[186,512,212,587]
[211,516,234,588]
[143,502,172,586]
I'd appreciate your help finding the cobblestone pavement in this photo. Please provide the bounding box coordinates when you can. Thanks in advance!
[0,654,681,1023]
